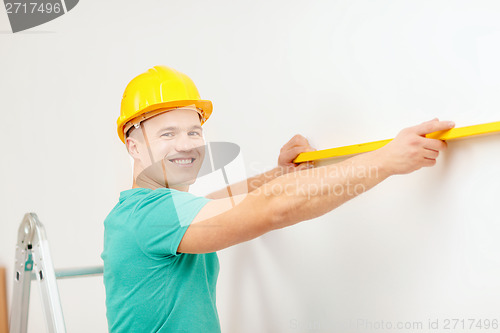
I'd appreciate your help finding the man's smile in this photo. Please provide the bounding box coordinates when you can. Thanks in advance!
[168,158,196,167]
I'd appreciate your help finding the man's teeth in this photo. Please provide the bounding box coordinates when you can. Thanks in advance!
[172,159,194,164]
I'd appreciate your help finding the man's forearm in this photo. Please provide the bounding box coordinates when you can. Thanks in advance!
[253,150,392,229]
[205,166,285,199]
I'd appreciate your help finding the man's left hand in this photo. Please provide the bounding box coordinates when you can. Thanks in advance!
[278,134,316,174]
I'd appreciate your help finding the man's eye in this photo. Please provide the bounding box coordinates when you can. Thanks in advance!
[161,133,174,137]
[189,131,201,136]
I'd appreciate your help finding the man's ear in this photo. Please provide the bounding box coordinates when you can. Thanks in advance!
[126,136,140,158]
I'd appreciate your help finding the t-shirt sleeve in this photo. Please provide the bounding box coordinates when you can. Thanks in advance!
[132,189,212,259]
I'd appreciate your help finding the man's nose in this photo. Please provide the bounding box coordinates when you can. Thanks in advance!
[175,133,198,151]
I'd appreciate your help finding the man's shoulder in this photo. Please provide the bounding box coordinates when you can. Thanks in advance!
[125,187,205,203]
[120,187,202,200]
[117,188,210,217]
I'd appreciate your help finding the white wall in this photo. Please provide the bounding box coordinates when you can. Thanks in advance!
[1,0,499,332]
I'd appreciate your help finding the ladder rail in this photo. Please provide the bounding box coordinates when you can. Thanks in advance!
[10,213,36,333]
[31,236,66,333]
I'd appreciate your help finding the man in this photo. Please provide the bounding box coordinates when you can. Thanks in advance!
[101,65,454,332]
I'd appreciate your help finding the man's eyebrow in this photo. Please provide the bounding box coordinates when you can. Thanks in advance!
[157,125,203,133]
[158,126,178,132]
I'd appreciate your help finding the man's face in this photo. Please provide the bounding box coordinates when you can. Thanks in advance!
[132,107,206,189]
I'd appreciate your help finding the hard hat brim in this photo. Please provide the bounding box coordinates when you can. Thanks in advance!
[118,99,212,143]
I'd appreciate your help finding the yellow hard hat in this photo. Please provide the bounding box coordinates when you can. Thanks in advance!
[117,65,213,143]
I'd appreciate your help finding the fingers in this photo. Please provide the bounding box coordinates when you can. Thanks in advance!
[422,158,437,167]
[414,119,455,136]
[281,135,316,156]
[286,146,315,160]
[278,134,317,172]
[422,138,447,151]
[410,120,452,169]
[295,161,315,170]
[423,148,439,160]
[282,134,311,150]
[421,139,448,166]
[419,137,446,164]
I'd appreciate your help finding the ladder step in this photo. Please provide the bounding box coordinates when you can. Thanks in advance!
[54,266,103,280]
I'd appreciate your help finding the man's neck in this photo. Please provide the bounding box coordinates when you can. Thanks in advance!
[132,164,190,192]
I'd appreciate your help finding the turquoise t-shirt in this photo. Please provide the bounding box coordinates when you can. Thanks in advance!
[101,188,220,333]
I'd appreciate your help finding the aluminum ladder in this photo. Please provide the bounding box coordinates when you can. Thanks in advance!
[9,213,103,333]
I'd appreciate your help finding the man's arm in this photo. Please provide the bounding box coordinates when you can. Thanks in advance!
[178,119,453,254]
[205,167,283,199]
[205,135,316,199]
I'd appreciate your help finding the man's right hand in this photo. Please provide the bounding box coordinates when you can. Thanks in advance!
[376,118,455,175]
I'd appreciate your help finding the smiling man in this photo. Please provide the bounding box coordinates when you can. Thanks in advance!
[127,107,207,191]
[101,65,454,333]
